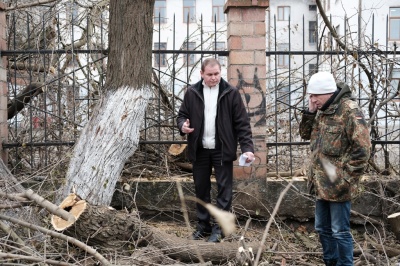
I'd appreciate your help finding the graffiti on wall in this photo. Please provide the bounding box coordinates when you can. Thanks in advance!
[236,67,266,127]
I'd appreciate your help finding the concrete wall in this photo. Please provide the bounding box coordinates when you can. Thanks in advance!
[111,177,389,224]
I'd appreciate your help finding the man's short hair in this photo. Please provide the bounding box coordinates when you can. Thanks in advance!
[201,58,221,72]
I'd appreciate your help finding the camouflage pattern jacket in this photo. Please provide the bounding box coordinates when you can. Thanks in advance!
[299,82,371,202]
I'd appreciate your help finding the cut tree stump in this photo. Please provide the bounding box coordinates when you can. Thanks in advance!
[52,193,260,263]
[388,212,400,241]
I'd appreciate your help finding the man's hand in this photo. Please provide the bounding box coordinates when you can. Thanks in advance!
[243,152,255,163]
[181,119,194,134]
[308,96,317,113]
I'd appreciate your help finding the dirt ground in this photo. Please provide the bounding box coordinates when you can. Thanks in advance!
[144,211,400,265]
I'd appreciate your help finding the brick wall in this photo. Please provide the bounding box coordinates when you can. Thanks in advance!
[225,0,268,179]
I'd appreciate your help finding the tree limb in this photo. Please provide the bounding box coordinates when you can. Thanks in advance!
[7,82,44,119]
[315,0,373,87]
[24,189,76,224]
[0,252,72,266]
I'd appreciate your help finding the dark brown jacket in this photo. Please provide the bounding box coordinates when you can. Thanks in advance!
[177,78,254,162]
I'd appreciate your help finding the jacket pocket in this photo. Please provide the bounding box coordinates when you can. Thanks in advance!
[321,125,342,156]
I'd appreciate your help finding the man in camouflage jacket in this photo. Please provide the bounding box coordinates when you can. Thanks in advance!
[299,72,371,266]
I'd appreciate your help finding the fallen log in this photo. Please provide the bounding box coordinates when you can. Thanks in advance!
[52,193,261,263]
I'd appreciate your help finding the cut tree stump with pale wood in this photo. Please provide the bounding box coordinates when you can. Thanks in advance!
[388,212,400,241]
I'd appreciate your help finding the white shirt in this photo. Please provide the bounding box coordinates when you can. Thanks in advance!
[202,81,219,149]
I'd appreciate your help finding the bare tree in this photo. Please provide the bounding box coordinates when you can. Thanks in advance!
[56,0,155,205]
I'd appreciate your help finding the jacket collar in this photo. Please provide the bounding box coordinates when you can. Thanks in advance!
[321,82,353,114]
[192,78,232,95]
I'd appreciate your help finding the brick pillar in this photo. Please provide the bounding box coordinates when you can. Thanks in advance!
[224,0,268,179]
[0,3,7,163]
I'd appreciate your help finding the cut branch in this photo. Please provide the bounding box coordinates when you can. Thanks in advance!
[7,82,44,119]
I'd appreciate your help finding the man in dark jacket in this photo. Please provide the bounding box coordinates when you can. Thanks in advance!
[299,72,371,266]
[177,58,254,242]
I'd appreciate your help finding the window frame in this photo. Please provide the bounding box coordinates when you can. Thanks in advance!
[183,0,196,23]
[212,0,225,22]
[389,68,400,98]
[154,42,167,68]
[309,21,317,44]
[309,63,318,75]
[277,43,289,67]
[309,5,317,11]
[183,41,196,66]
[277,6,290,21]
[389,7,400,41]
[154,0,167,24]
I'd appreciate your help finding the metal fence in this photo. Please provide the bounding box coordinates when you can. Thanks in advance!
[3,6,400,177]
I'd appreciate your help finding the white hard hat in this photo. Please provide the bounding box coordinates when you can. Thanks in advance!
[307,72,337,94]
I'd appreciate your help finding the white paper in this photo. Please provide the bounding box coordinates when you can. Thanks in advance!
[239,154,255,167]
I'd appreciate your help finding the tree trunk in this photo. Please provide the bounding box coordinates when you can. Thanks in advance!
[53,194,259,264]
[59,0,155,205]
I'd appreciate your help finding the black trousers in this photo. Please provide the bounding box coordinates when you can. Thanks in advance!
[192,147,233,231]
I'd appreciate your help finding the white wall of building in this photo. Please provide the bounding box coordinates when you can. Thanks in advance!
[152,1,398,101]
[153,0,227,96]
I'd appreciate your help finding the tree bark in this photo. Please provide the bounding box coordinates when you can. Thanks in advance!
[59,0,155,205]
[53,195,259,263]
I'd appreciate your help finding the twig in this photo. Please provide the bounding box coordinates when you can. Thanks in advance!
[350,209,382,225]
[0,203,27,209]
[237,218,254,265]
[0,191,30,202]
[0,213,112,266]
[0,252,72,266]
[176,181,205,264]
[0,221,33,256]
[254,180,293,266]
[364,233,400,257]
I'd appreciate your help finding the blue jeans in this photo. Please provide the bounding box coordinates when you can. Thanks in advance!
[315,199,353,266]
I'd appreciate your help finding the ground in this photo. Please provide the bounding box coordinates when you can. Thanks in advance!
[144,211,400,265]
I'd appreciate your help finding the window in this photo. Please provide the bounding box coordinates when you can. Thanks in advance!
[278,44,289,67]
[309,64,318,75]
[309,21,317,44]
[212,0,225,22]
[183,42,196,66]
[183,0,196,23]
[215,42,226,66]
[277,6,290,21]
[389,69,400,97]
[309,5,317,11]
[154,0,167,23]
[154,42,167,67]
[389,7,400,40]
